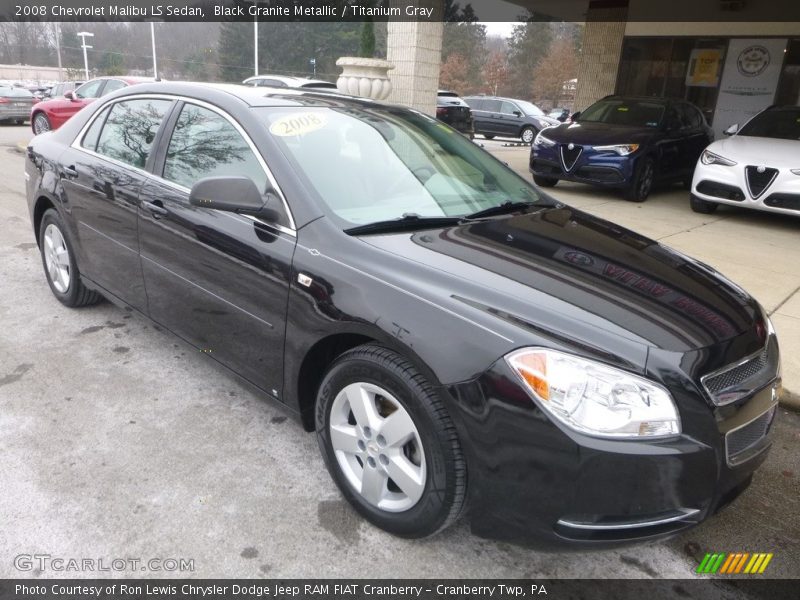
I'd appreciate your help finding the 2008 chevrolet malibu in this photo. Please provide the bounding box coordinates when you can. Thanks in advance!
[25,82,782,546]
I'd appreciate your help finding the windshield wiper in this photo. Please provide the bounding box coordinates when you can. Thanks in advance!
[344,213,463,236]
[463,200,539,220]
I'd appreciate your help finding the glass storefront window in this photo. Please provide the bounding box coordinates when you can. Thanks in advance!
[775,39,800,106]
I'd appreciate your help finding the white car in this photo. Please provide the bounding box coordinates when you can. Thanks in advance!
[690,106,800,216]
[241,75,337,90]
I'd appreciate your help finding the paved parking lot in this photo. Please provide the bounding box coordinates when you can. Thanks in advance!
[1,125,798,580]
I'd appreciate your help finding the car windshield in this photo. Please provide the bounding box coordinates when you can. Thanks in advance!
[260,106,541,227]
[515,100,545,116]
[579,99,665,128]
[738,109,800,141]
[0,86,32,98]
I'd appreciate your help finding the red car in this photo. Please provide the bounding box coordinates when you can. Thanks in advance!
[30,76,153,135]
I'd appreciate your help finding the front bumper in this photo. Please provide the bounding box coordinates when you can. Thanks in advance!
[444,347,779,547]
[692,161,800,216]
[530,145,636,188]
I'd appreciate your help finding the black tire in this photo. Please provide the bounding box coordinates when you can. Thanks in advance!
[520,125,537,145]
[533,175,559,188]
[15,119,25,125]
[483,134,495,140]
[32,112,51,135]
[38,209,102,307]
[690,194,718,214]
[315,344,466,538]
[624,156,655,202]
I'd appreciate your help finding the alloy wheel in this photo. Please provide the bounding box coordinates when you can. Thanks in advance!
[329,382,426,512]
[33,114,50,134]
[521,127,536,144]
[43,224,71,293]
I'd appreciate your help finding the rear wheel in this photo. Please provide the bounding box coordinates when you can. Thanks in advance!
[520,126,537,145]
[690,194,718,214]
[32,113,51,135]
[533,175,558,188]
[39,209,102,307]
[315,344,466,538]
[624,156,655,202]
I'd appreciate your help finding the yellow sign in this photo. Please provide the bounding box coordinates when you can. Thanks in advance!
[687,49,723,87]
[269,112,327,137]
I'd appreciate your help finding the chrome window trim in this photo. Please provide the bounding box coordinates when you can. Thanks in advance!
[557,508,700,531]
[69,92,297,235]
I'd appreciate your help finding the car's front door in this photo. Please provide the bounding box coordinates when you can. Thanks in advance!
[656,105,686,181]
[498,101,524,136]
[137,101,296,397]
[59,97,174,310]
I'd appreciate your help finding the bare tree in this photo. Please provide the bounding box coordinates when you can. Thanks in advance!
[532,38,578,109]
[439,53,471,95]
[482,50,509,96]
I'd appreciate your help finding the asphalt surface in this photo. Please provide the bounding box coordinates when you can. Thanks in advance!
[1,124,798,580]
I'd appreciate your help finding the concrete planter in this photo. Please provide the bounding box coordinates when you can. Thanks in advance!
[335,57,394,100]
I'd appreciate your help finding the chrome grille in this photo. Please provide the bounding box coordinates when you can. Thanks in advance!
[726,406,776,466]
[745,166,778,199]
[701,337,779,406]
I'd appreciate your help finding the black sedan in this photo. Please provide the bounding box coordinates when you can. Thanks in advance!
[26,82,781,546]
[435,90,474,137]
[530,95,714,201]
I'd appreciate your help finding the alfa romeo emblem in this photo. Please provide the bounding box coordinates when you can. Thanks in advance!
[737,45,770,77]
[568,143,575,150]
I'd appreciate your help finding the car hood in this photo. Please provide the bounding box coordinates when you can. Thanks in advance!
[358,206,759,354]
[541,121,659,146]
[708,136,800,168]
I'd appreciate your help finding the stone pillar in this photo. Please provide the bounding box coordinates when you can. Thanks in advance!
[573,5,628,111]
[386,1,443,115]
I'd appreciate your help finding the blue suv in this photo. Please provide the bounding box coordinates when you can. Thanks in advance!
[530,96,713,201]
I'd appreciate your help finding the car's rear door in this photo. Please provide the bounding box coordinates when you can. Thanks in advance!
[58,96,174,310]
[137,100,296,398]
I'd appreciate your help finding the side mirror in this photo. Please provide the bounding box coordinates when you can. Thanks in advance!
[189,176,283,223]
[570,111,581,121]
[724,123,739,136]
[513,110,522,117]
[64,90,76,101]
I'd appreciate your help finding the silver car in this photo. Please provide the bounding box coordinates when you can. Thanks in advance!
[0,86,35,124]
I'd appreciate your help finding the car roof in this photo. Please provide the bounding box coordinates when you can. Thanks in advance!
[243,75,335,87]
[108,80,395,109]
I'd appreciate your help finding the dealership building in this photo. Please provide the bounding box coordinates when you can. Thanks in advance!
[388,0,799,137]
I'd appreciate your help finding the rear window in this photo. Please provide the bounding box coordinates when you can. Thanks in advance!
[0,87,33,98]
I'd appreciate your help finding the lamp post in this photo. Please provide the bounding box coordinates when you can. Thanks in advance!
[252,0,267,77]
[77,31,94,80]
[150,22,158,80]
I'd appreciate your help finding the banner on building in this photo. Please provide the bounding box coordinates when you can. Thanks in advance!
[686,48,724,87]
[713,38,787,136]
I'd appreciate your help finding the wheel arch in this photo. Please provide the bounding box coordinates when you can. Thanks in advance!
[32,195,56,246]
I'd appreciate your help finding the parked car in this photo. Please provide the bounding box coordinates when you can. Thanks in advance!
[242,75,337,90]
[30,76,153,134]
[548,107,571,122]
[530,95,714,202]
[26,82,780,546]
[45,81,84,99]
[464,95,559,144]
[690,106,800,216]
[0,85,36,124]
[436,90,474,136]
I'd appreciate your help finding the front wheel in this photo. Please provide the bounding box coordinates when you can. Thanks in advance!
[32,112,51,135]
[533,175,558,188]
[520,126,537,145]
[690,194,718,214]
[315,345,466,538]
[625,156,655,202]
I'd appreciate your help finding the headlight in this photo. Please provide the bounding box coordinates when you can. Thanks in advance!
[533,133,556,147]
[505,348,681,439]
[701,150,737,166]
[593,143,639,156]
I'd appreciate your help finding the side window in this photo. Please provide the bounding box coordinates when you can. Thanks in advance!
[163,104,267,192]
[500,101,519,115]
[95,99,172,169]
[81,106,111,151]
[484,99,501,113]
[101,80,126,96]
[258,79,286,88]
[466,98,483,110]
[75,80,104,99]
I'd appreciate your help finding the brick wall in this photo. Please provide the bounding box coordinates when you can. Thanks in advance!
[573,7,629,111]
